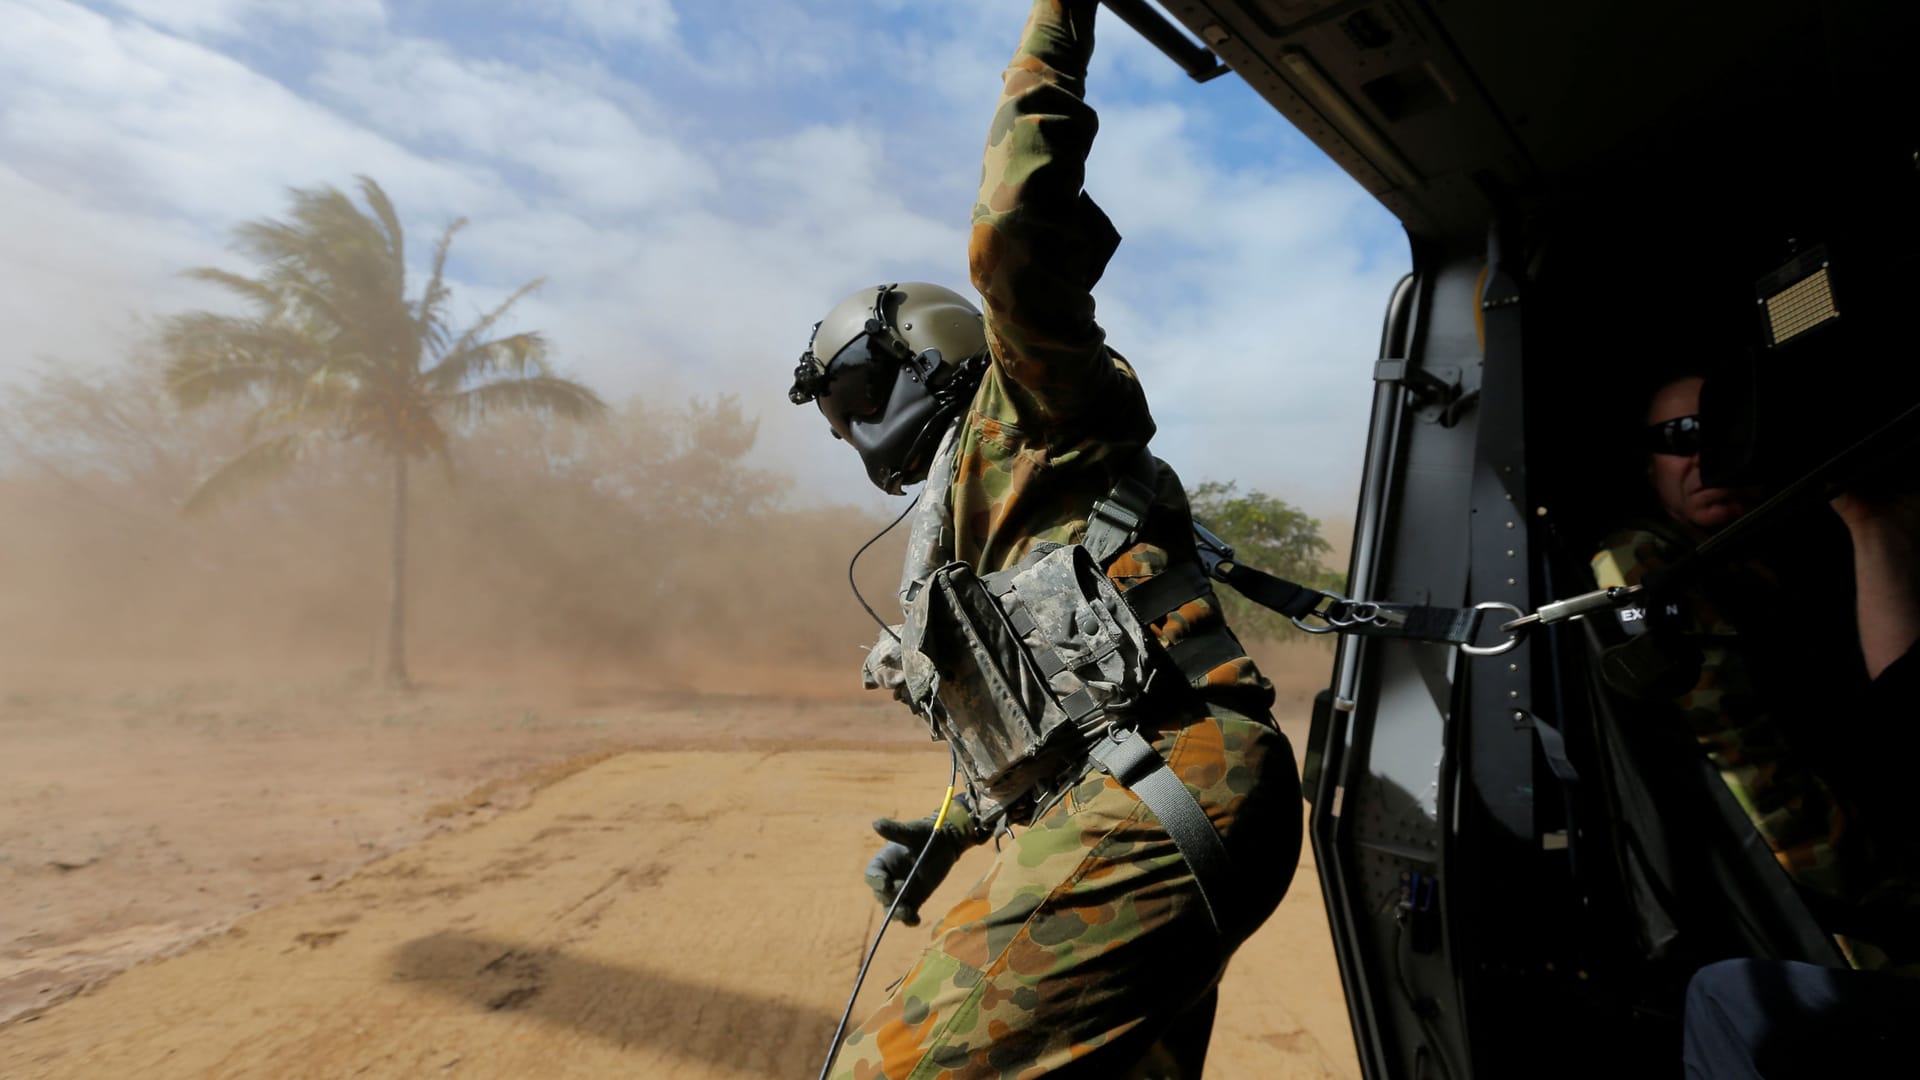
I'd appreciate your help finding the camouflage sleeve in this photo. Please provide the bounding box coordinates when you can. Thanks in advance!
[968,0,1126,427]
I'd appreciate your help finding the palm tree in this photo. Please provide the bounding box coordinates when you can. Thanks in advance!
[163,176,606,687]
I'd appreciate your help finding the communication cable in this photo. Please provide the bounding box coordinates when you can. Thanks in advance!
[849,495,916,644]
[815,746,961,1080]
[815,488,953,1078]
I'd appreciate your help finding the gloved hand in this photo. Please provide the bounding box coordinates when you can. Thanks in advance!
[861,627,910,706]
[863,798,976,927]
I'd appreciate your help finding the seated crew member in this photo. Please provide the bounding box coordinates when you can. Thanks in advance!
[1592,373,1917,969]
[1682,492,1920,1076]
[787,3,1301,1075]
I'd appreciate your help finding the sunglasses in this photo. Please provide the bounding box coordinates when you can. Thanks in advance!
[1644,414,1703,457]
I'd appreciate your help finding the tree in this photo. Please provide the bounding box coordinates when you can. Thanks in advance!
[162,176,607,687]
[1186,481,1344,642]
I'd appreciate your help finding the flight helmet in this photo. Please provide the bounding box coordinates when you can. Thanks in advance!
[789,282,989,494]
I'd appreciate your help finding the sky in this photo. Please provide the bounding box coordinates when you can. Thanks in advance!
[0,0,1410,516]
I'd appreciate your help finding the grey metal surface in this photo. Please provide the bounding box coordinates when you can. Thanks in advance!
[1157,0,1824,240]
[1311,242,1491,1080]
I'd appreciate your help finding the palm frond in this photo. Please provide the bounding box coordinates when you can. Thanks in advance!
[414,217,468,358]
[181,431,320,515]
[443,375,608,425]
[238,184,410,342]
[168,359,304,411]
[163,315,326,409]
[424,330,549,392]
[355,175,405,271]
[180,267,282,314]
[437,277,544,365]
[262,271,350,333]
[231,217,310,267]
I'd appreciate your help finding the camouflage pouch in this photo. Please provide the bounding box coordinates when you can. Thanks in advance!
[900,541,1154,819]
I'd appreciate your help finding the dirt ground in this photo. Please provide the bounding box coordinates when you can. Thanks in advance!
[0,649,1357,1078]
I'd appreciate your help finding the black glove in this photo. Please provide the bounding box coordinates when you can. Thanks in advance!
[863,798,976,927]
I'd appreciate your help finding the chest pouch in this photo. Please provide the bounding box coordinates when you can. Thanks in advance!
[900,541,1154,816]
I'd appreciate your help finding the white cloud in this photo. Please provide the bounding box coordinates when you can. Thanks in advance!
[544,0,677,46]
[311,38,712,214]
[0,0,1406,517]
[1,1,499,225]
[1080,102,1407,507]
[0,1,500,370]
[103,0,385,38]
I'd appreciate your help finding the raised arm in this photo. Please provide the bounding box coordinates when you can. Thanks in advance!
[1832,492,1920,680]
[969,0,1125,426]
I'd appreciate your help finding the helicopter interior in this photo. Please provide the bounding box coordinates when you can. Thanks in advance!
[1111,0,1919,1075]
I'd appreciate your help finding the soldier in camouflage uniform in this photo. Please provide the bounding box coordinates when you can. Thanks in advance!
[1594,374,1913,970]
[789,2,1302,1075]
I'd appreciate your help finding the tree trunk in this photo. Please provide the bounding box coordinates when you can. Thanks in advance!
[384,451,411,689]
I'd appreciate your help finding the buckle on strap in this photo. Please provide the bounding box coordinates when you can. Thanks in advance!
[1084,448,1160,566]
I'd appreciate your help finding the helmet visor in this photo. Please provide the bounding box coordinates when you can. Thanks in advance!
[814,334,896,441]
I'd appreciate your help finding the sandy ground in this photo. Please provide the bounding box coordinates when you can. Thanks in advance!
[0,655,1356,1078]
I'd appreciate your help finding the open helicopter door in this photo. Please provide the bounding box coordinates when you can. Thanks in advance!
[1106,0,1917,1075]
[1303,239,1524,1080]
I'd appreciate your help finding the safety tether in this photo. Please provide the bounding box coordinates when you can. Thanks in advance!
[1093,446,1536,656]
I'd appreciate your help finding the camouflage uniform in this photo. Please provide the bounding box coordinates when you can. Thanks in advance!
[1591,527,1920,970]
[831,3,1302,1075]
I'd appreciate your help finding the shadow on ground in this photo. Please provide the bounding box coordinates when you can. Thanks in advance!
[391,931,843,1073]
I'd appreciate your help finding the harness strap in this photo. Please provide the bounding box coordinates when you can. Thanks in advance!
[1325,598,1484,646]
[1078,446,1240,937]
[1213,560,1323,619]
[1120,559,1212,624]
[1087,726,1235,937]
[1166,627,1248,684]
[1083,447,1159,566]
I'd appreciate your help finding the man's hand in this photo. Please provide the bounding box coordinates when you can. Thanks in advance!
[861,627,910,705]
[862,800,975,927]
[1831,490,1920,679]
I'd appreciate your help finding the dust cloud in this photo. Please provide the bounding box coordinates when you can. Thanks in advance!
[0,350,1354,1077]
[0,351,905,697]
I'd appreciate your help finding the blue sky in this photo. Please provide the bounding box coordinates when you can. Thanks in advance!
[0,0,1409,517]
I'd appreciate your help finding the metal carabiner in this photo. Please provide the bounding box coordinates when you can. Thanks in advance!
[1290,592,1346,635]
[1458,601,1527,656]
[1329,600,1383,628]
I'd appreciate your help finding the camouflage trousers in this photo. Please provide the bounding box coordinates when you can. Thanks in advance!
[831,708,1302,1079]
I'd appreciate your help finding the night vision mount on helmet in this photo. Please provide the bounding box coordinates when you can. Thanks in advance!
[790,282,989,495]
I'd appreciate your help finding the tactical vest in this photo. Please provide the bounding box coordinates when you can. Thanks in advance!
[890,422,1245,934]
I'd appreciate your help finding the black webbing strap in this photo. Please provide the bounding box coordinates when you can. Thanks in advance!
[1088,446,1501,650]
[1326,600,1482,646]
[1121,560,1212,624]
[1212,560,1324,619]
[1167,628,1248,682]
[1084,447,1160,566]
[1086,726,1234,937]
[1206,552,1491,648]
